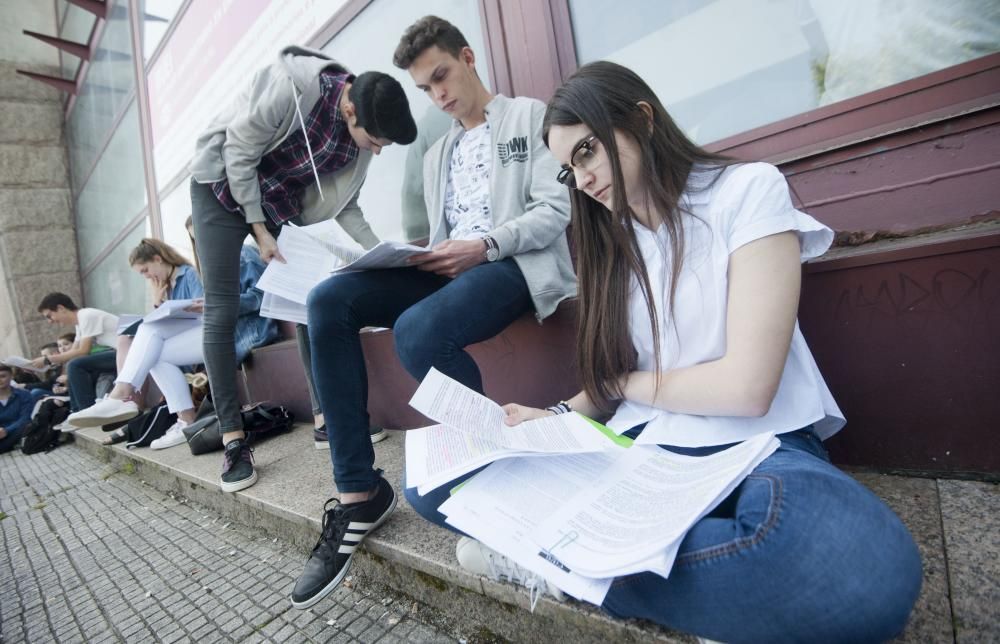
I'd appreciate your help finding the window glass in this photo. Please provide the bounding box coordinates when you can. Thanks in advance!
[159,179,198,264]
[321,0,487,241]
[58,1,97,80]
[82,224,147,315]
[76,102,148,269]
[139,0,185,62]
[65,0,135,189]
[568,0,1000,144]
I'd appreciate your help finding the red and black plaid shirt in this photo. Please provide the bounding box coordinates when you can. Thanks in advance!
[212,71,360,226]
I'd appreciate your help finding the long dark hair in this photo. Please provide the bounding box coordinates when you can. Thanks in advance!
[543,61,732,413]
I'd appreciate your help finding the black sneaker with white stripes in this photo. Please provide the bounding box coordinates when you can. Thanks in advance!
[290,477,397,609]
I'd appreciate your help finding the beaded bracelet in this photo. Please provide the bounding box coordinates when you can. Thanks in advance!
[545,401,572,415]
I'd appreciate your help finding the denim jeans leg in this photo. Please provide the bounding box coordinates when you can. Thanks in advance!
[600,438,923,643]
[191,179,251,433]
[67,350,118,411]
[307,267,448,494]
[0,428,23,453]
[394,258,531,393]
[295,324,321,416]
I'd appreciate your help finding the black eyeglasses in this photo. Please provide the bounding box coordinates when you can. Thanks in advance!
[556,135,600,188]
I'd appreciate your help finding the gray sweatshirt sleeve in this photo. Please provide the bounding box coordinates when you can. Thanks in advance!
[488,101,571,258]
[335,189,380,250]
[220,69,293,225]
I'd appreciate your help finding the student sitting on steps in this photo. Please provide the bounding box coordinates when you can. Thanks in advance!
[405,61,923,643]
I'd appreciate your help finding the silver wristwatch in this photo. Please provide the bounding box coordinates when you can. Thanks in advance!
[483,236,500,262]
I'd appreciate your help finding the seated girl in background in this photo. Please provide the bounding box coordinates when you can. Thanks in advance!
[69,227,278,449]
[406,62,922,643]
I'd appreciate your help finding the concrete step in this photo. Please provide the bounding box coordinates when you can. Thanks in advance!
[69,425,997,643]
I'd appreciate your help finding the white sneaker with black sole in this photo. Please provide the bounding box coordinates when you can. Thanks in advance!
[456,536,565,609]
[290,477,397,609]
[313,425,387,450]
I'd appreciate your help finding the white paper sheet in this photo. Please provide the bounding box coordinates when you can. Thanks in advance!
[439,453,620,604]
[140,299,201,324]
[409,368,614,455]
[255,224,343,305]
[115,314,143,334]
[534,433,780,578]
[259,292,309,325]
[333,240,429,273]
[405,423,546,495]
[1,356,53,375]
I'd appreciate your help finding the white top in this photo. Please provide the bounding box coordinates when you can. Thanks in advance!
[444,122,494,240]
[75,308,120,349]
[607,162,845,447]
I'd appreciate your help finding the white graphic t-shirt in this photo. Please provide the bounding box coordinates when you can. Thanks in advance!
[444,122,493,240]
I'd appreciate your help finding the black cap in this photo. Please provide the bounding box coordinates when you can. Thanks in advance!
[350,71,417,145]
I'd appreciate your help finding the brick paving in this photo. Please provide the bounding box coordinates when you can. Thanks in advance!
[0,447,458,643]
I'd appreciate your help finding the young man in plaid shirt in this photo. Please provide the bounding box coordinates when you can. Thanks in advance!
[189,46,417,494]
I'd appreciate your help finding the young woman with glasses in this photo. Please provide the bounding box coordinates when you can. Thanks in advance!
[407,61,922,642]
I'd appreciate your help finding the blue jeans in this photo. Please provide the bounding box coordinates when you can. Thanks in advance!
[0,427,24,453]
[307,259,530,493]
[405,428,922,643]
[66,350,117,412]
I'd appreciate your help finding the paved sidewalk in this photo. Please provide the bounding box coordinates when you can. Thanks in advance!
[0,446,459,644]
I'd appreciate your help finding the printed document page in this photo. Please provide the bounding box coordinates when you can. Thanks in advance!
[534,433,780,578]
[143,299,200,323]
[333,240,428,273]
[1,356,52,375]
[405,423,546,495]
[260,292,308,325]
[255,224,344,304]
[439,453,619,604]
[409,368,614,454]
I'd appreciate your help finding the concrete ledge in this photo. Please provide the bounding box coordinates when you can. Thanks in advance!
[71,424,688,643]
[69,423,986,643]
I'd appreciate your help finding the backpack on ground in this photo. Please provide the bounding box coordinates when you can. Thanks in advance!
[124,402,177,448]
[21,399,70,455]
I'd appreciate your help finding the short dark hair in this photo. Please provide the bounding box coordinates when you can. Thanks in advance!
[39,342,59,352]
[349,72,417,145]
[0,364,12,375]
[393,15,469,69]
[58,332,76,343]
[38,292,78,313]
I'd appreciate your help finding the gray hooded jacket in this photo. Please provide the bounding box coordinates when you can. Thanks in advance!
[424,95,577,321]
[189,46,378,248]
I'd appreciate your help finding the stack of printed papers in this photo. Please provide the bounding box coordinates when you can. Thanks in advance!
[255,219,428,324]
[405,369,780,605]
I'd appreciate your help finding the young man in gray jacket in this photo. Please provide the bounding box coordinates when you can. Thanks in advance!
[189,46,416,494]
[291,16,576,609]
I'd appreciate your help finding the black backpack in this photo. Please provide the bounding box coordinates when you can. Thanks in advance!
[124,402,178,448]
[21,399,70,455]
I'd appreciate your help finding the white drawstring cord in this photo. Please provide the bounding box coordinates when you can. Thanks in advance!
[292,83,325,202]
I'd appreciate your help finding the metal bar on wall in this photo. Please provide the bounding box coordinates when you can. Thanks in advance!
[306,0,374,49]
[127,0,162,237]
[80,209,147,278]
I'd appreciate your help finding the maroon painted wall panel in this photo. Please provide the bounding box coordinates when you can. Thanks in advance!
[799,235,1000,473]
[243,306,581,432]
[360,304,581,430]
[784,120,1000,234]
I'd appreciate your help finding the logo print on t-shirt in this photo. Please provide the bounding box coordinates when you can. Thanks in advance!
[498,136,529,166]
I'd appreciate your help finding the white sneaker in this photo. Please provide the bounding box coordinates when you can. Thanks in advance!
[150,420,189,450]
[54,419,81,433]
[456,537,565,609]
[68,397,139,428]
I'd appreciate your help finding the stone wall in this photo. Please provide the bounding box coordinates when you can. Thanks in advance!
[0,62,80,357]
